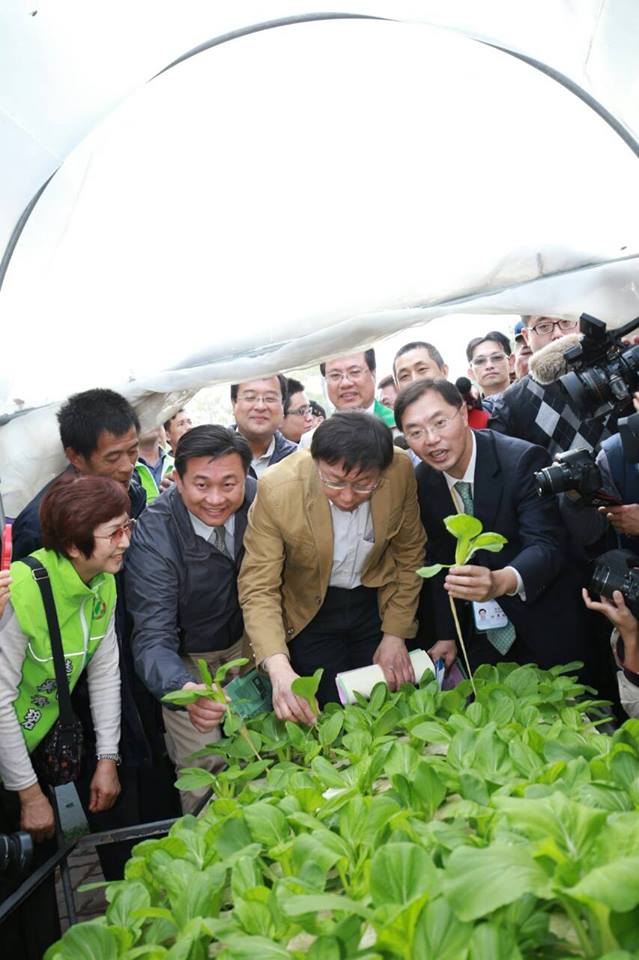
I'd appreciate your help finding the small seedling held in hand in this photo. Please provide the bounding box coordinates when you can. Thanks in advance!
[291,668,324,720]
[162,657,261,758]
[417,514,507,696]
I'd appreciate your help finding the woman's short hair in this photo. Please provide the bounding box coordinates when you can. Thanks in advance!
[311,411,393,474]
[40,473,130,560]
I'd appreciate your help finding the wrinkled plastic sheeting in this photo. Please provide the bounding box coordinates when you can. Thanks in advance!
[1,8,639,512]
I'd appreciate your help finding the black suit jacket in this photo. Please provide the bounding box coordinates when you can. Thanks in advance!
[416,429,583,667]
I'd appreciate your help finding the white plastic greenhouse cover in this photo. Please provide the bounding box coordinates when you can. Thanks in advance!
[1,0,639,513]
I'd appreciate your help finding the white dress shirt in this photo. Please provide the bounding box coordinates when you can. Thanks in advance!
[443,431,525,598]
[189,511,236,557]
[328,500,375,588]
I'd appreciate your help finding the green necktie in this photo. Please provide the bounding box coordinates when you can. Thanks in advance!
[453,481,516,656]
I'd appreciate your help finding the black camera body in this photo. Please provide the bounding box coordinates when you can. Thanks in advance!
[0,830,33,879]
[535,448,620,507]
[591,549,639,618]
[559,312,639,415]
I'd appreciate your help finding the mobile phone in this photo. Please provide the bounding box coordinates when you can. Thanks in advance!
[1,522,13,571]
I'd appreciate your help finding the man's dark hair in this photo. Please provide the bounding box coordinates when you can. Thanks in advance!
[466,330,512,363]
[174,425,251,477]
[57,388,140,458]
[394,379,463,432]
[230,374,288,403]
[163,408,184,432]
[393,341,445,377]
[319,348,376,378]
[310,400,326,419]
[311,411,393,473]
[283,377,305,416]
[378,374,395,391]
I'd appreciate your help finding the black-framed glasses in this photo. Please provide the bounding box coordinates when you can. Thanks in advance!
[530,318,578,337]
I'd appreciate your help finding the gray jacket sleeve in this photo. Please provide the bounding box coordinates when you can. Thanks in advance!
[124,532,193,702]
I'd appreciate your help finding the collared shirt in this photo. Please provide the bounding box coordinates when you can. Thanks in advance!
[328,500,375,589]
[188,510,236,558]
[138,448,169,487]
[250,436,276,478]
[443,431,525,598]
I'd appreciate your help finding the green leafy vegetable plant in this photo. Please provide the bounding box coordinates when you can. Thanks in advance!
[47,663,639,960]
[162,657,261,759]
[416,513,507,695]
[291,668,324,719]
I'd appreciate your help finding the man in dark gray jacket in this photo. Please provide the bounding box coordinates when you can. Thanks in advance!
[125,425,257,811]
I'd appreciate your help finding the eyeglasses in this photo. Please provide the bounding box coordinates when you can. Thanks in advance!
[530,318,578,337]
[237,393,282,406]
[318,471,381,494]
[404,407,462,442]
[472,352,508,367]
[94,518,136,545]
[287,404,312,417]
[325,367,368,385]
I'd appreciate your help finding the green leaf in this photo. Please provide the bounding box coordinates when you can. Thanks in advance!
[291,669,324,717]
[416,564,446,579]
[197,658,214,687]
[215,657,250,685]
[318,710,344,749]
[243,802,289,848]
[44,922,121,960]
[412,897,473,960]
[173,767,216,792]
[467,922,523,960]
[444,843,552,921]
[369,843,438,907]
[161,689,201,706]
[568,856,639,912]
[216,936,292,959]
[280,892,372,920]
[106,881,150,929]
[444,513,483,541]
[465,532,507,561]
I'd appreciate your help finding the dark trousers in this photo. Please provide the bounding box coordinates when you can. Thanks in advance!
[288,586,383,706]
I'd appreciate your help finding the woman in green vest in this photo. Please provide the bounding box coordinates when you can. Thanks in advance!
[0,472,131,843]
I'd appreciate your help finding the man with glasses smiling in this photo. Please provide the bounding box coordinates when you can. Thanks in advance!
[238,411,426,719]
[231,374,297,478]
[281,377,314,444]
[488,314,614,457]
[395,378,584,673]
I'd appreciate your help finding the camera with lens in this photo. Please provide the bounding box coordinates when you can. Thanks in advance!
[559,312,639,415]
[591,549,639,618]
[0,831,33,879]
[535,448,621,507]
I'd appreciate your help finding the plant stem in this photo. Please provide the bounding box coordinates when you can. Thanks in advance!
[448,594,477,697]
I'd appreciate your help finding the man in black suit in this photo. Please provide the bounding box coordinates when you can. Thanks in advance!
[394,378,584,671]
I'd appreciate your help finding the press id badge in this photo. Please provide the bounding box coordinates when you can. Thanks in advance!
[473,599,510,631]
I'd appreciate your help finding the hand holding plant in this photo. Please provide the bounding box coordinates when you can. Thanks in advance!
[163,657,261,758]
[265,653,318,725]
[417,514,507,696]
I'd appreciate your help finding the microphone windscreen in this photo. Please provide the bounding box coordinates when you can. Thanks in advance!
[455,376,472,395]
[528,333,581,385]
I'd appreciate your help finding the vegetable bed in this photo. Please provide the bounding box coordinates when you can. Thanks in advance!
[46,664,639,959]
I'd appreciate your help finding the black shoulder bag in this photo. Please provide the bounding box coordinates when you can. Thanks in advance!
[20,557,84,785]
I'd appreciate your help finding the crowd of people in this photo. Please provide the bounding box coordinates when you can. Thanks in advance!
[2,312,639,955]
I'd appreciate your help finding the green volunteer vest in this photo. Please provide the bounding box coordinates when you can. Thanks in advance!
[374,398,396,429]
[9,549,117,754]
[135,450,174,503]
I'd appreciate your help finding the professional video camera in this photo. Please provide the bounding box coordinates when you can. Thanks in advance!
[534,449,621,507]
[559,312,639,415]
[591,549,639,619]
[0,831,33,879]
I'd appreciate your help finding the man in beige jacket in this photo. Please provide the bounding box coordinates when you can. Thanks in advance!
[238,411,426,722]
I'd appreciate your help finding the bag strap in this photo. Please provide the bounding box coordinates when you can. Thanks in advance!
[20,557,76,726]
